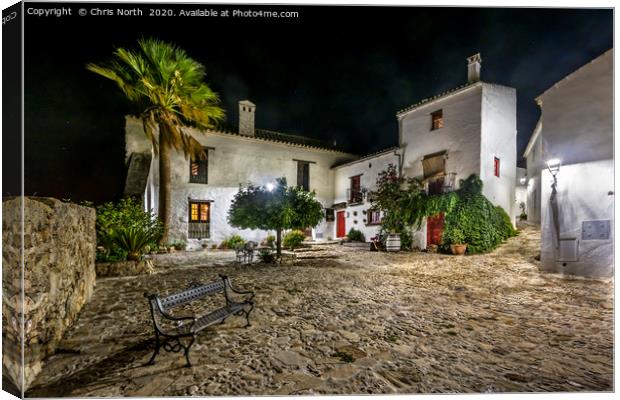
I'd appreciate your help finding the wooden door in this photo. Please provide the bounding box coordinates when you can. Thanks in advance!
[336,211,346,238]
[427,213,444,246]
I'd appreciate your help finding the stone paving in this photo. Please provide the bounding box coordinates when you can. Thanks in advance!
[26,226,613,396]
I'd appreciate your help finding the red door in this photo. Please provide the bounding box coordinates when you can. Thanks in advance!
[336,211,346,238]
[427,213,444,246]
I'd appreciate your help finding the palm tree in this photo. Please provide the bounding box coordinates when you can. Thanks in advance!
[87,38,225,243]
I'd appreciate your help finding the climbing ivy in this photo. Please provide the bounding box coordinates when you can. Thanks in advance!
[371,168,517,254]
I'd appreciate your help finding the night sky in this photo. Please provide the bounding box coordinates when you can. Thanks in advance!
[14,2,613,204]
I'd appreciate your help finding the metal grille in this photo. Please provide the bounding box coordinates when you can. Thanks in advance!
[188,222,210,239]
[347,188,364,204]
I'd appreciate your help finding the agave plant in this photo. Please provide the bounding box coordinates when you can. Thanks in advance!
[112,226,157,261]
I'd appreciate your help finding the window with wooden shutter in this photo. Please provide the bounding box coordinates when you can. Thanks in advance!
[431,110,444,130]
[189,150,208,184]
[297,161,310,191]
[494,157,500,177]
[188,201,210,239]
[422,151,446,179]
[348,175,363,203]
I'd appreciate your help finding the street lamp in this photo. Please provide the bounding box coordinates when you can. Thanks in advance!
[546,158,561,249]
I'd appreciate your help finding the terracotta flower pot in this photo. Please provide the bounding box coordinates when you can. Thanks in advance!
[450,244,467,255]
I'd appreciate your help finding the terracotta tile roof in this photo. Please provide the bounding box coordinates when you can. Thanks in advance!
[214,125,353,154]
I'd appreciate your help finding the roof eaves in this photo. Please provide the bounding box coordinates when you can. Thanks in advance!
[396,81,481,118]
[535,48,613,102]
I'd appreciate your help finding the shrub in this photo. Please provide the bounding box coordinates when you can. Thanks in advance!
[112,226,157,261]
[445,228,466,245]
[169,241,187,251]
[441,176,517,254]
[347,228,366,242]
[283,230,306,250]
[257,248,277,263]
[264,234,276,249]
[221,234,245,250]
[96,197,162,261]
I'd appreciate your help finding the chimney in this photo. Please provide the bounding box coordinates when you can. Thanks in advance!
[467,53,482,83]
[238,100,256,136]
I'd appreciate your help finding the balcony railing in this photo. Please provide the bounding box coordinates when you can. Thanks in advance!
[346,188,365,204]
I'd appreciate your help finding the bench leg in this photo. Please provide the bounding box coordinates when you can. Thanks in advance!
[146,336,161,366]
[183,335,195,368]
[244,301,254,328]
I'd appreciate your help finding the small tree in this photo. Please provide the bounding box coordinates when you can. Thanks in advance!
[228,178,324,256]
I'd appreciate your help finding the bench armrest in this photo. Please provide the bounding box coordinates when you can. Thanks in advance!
[219,275,255,302]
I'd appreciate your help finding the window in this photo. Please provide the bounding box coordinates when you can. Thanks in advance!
[431,110,444,130]
[422,151,446,179]
[189,149,208,184]
[348,175,362,203]
[325,208,335,222]
[494,157,500,177]
[297,161,310,191]
[367,209,382,225]
[188,201,210,239]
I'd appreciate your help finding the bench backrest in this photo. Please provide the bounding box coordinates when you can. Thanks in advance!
[159,280,226,310]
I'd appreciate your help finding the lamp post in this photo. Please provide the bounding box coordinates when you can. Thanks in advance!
[546,158,561,248]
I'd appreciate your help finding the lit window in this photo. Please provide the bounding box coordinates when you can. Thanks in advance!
[188,201,210,239]
[431,110,444,130]
[494,157,500,177]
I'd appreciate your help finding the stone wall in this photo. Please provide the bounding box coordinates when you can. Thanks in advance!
[2,197,96,391]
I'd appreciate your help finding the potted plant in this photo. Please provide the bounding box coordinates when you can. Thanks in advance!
[448,228,467,255]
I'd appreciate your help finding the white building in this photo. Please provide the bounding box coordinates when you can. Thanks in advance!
[536,49,613,277]
[125,53,518,250]
[125,102,357,249]
[330,147,402,240]
[396,54,517,249]
[523,118,543,224]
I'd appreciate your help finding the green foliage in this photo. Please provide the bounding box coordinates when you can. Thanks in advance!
[228,178,324,255]
[444,228,466,245]
[221,234,245,250]
[257,248,277,263]
[169,241,187,251]
[441,176,518,254]
[283,230,306,250]
[264,235,276,249]
[96,197,162,261]
[346,228,365,242]
[372,167,516,254]
[112,227,158,261]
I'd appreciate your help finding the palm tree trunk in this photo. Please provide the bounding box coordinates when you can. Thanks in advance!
[158,124,172,244]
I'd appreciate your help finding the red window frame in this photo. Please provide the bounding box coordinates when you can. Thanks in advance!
[494,157,500,177]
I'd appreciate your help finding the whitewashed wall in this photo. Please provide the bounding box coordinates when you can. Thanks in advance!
[525,124,543,224]
[399,84,483,182]
[538,50,612,166]
[126,117,356,248]
[537,49,613,277]
[540,160,613,277]
[480,83,518,223]
[332,150,401,240]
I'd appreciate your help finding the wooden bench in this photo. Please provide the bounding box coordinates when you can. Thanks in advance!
[144,275,255,367]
